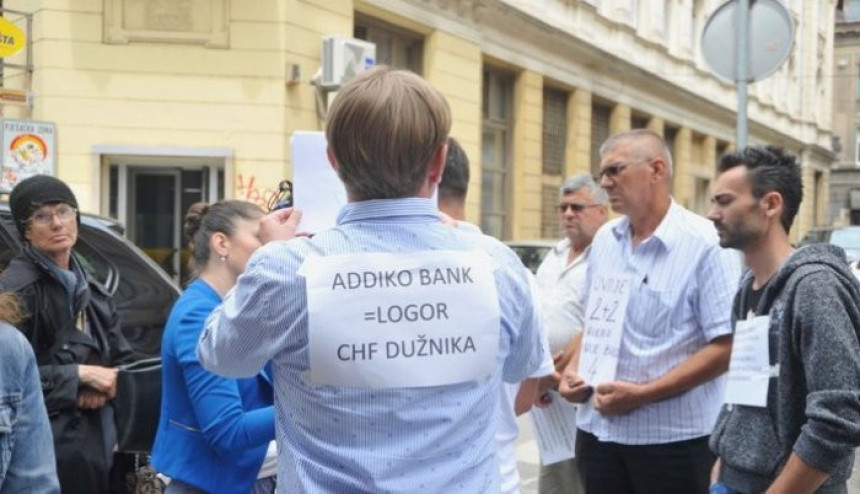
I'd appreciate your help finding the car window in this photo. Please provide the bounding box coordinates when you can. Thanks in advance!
[74,232,118,292]
[830,229,860,248]
[507,245,551,274]
[81,226,177,358]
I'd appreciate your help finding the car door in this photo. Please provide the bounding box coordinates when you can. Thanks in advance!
[0,211,178,360]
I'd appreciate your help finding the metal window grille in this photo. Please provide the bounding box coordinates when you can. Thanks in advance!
[541,184,561,239]
[481,69,514,239]
[542,88,568,175]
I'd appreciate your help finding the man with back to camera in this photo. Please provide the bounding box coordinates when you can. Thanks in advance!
[438,135,554,494]
[533,172,607,494]
[707,145,860,494]
[558,129,741,494]
[197,66,547,493]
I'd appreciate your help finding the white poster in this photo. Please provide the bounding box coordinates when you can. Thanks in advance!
[300,250,501,388]
[529,391,578,465]
[724,315,771,407]
[578,274,633,385]
[290,131,346,233]
[1,119,57,192]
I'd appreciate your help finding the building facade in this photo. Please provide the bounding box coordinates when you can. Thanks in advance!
[832,0,860,225]
[1,0,837,274]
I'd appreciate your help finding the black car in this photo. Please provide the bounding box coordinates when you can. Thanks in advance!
[0,203,180,360]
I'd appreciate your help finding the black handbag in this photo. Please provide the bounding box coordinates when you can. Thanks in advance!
[114,357,162,453]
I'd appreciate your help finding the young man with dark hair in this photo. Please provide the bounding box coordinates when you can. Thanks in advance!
[708,145,860,494]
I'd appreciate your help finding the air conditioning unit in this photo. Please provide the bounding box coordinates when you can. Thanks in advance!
[321,36,376,89]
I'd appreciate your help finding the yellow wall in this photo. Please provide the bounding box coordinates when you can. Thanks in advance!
[9,0,352,211]
[512,71,543,239]
[4,0,829,242]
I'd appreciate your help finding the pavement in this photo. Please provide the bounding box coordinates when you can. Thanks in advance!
[514,415,860,494]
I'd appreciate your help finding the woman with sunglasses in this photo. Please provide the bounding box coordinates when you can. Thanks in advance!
[0,175,135,494]
[151,200,277,494]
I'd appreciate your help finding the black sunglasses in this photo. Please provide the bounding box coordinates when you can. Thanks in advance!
[595,163,628,180]
[558,203,601,213]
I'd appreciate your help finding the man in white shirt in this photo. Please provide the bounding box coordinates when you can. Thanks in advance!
[534,173,607,494]
[559,129,740,494]
[438,136,553,494]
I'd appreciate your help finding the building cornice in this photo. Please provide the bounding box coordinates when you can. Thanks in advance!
[363,0,832,149]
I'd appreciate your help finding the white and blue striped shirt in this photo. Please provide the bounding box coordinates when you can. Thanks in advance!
[198,198,546,493]
[577,201,741,445]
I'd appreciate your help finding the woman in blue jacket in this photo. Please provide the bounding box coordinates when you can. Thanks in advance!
[152,200,276,494]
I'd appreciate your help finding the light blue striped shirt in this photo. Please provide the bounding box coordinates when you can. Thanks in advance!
[198,198,546,493]
[577,201,741,445]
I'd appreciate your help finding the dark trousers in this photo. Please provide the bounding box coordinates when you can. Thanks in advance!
[576,429,715,494]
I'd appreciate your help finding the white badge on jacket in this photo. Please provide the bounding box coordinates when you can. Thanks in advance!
[300,250,501,388]
[578,273,634,385]
[724,315,770,407]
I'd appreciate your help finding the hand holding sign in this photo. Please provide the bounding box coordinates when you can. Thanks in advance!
[259,207,303,244]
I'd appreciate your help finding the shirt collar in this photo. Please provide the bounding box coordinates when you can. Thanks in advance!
[336,197,440,225]
[553,237,591,268]
[611,199,682,250]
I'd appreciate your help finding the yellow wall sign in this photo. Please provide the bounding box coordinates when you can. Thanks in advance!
[0,17,24,58]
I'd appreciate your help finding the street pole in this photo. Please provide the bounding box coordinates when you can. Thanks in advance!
[735,0,749,149]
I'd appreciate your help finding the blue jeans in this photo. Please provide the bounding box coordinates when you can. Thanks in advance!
[0,324,59,494]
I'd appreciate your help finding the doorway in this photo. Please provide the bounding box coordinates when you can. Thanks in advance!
[107,160,224,285]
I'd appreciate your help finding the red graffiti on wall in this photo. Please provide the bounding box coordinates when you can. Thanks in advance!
[236,173,278,209]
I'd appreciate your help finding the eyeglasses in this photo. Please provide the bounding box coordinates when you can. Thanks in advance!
[28,205,77,227]
[596,163,628,180]
[558,203,601,214]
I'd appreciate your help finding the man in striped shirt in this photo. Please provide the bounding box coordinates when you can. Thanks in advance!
[197,67,546,493]
[559,129,740,494]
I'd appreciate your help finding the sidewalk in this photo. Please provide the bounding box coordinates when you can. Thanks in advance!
[515,415,860,494]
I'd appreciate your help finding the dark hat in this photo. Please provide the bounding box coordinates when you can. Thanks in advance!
[9,175,80,236]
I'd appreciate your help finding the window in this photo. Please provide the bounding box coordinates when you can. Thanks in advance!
[354,14,423,74]
[665,126,678,189]
[664,0,673,40]
[631,115,649,129]
[856,63,860,100]
[846,0,860,22]
[481,68,514,239]
[541,184,561,239]
[814,170,823,226]
[590,103,611,176]
[542,88,568,175]
[715,141,729,170]
[693,177,711,216]
[855,128,860,165]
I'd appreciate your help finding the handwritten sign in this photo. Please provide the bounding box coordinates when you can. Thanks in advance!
[725,315,771,407]
[300,250,501,388]
[578,274,633,385]
[529,390,578,465]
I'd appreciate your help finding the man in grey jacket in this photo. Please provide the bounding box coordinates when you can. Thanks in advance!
[707,145,860,494]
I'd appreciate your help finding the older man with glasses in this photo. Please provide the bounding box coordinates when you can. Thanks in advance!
[0,174,134,494]
[533,173,607,494]
[559,129,741,494]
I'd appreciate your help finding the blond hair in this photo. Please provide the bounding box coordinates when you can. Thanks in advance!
[325,66,451,200]
[0,292,24,326]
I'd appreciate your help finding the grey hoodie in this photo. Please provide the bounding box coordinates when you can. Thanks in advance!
[710,244,860,494]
